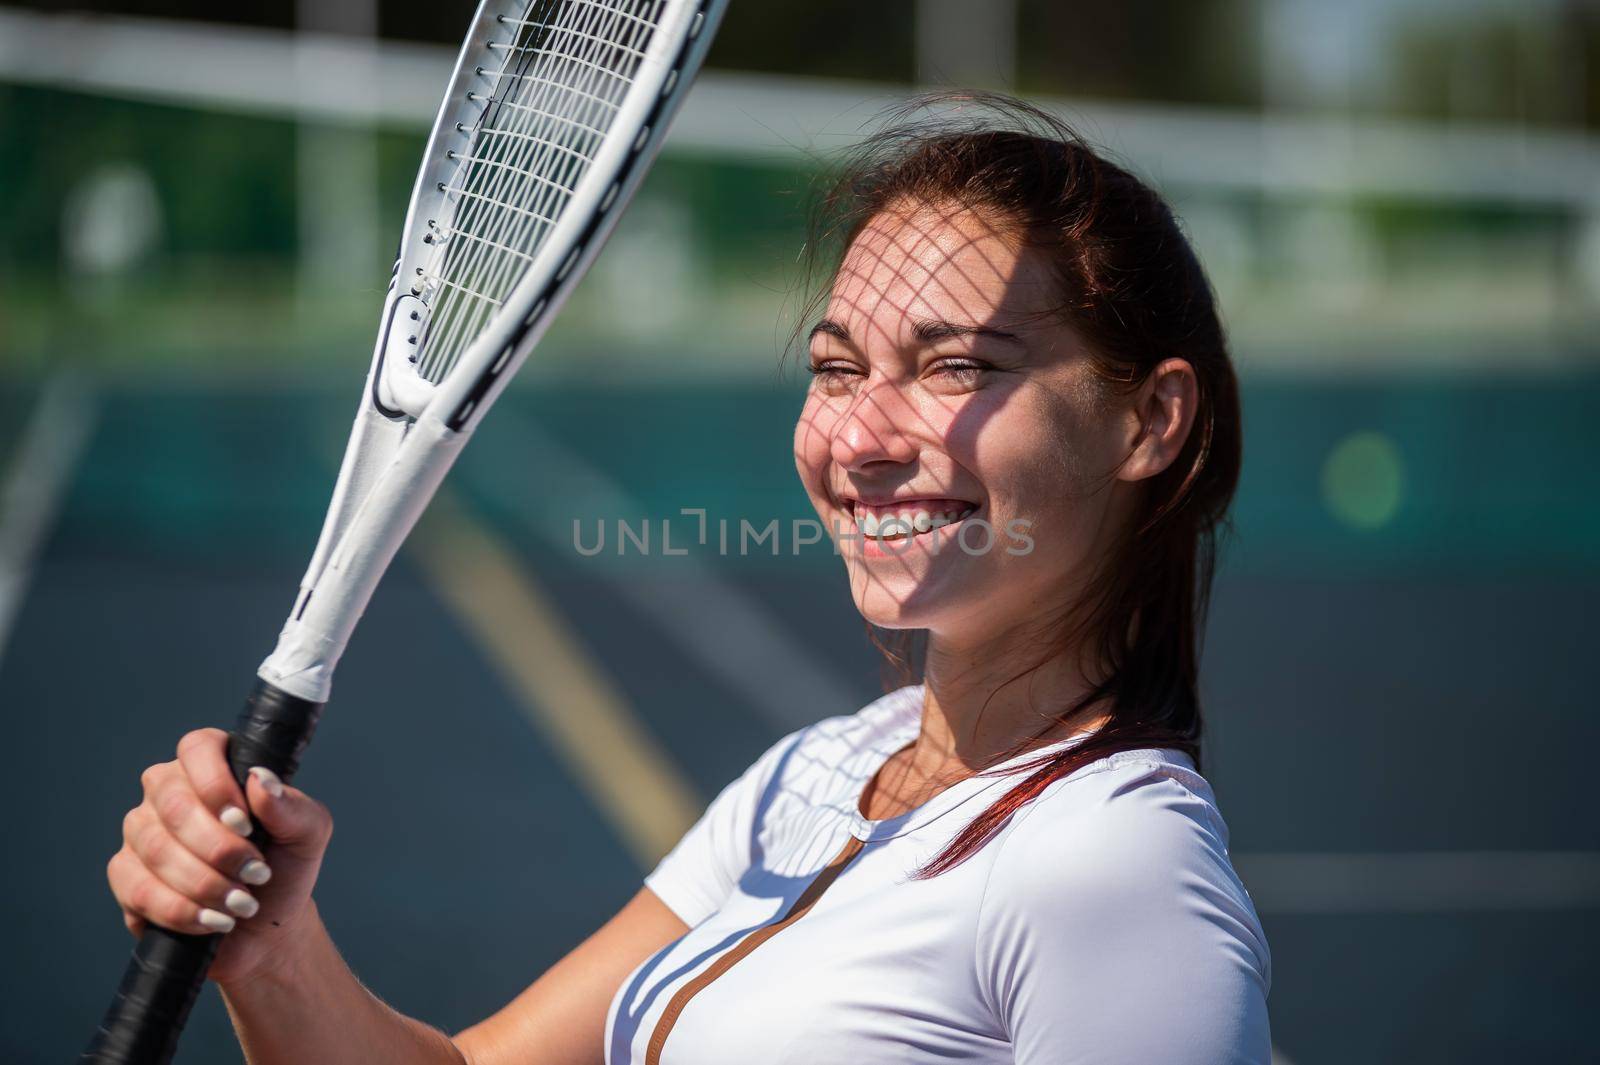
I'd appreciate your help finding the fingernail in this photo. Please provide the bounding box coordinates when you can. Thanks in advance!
[199,908,237,933]
[224,888,259,919]
[249,766,284,799]
[219,805,251,836]
[239,859,272,886]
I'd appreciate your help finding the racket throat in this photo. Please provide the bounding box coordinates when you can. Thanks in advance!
[376,292,439,418]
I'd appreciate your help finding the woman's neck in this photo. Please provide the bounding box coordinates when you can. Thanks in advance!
[911,620,1107,777]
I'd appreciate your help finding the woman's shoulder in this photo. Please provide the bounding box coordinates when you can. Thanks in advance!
[995,748,1236,890]
[979,747,1271,985]
[1031,746,1222,829]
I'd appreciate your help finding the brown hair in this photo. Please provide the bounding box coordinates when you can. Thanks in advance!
[798,93,1242,877]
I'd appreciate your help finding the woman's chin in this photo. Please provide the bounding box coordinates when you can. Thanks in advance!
[850,574,967,631]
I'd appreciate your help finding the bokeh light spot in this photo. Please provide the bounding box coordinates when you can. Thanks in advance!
[1321,431,1405,530]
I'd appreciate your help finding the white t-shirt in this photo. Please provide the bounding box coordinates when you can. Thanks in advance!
[605,685,1272,1064]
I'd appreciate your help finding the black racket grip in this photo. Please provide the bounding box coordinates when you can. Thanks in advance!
[81,678,323,1065]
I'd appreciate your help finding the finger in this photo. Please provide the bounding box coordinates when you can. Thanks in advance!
[108,850,149,937]
[126,809,261,921]
[147,773,264,881]
[109,848,236,936]
[176,728,252,836]
[245,767,333,859]
[108,852,147,938]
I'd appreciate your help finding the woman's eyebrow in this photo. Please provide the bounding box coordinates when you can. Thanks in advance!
[806,318,1024,346]
[807,318,852,343]
[912,319,1024,346]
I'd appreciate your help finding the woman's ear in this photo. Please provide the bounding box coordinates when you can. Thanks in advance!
[1117,358,1198,483]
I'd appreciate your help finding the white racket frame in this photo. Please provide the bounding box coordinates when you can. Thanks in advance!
[259,0,724,703]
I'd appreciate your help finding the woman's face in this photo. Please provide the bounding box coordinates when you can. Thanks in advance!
[794,201,1142,643]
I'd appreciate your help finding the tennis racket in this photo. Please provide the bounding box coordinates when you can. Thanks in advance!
[82,2,725,1061]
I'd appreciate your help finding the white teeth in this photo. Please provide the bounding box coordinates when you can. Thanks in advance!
[854,504,977,540]
[881,515,912,538]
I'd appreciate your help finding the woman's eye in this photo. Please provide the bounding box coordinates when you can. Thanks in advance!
[807,361,862,390]
[928,358,990,386]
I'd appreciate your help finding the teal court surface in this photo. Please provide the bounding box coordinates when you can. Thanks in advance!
[0,373,1595,1063]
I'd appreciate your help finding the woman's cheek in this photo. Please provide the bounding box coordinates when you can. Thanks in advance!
[794,398,839,494]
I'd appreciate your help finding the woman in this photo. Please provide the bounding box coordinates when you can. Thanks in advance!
[106,96,1271,1063]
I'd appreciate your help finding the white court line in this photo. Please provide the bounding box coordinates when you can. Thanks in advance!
[476,407,865,735]
[0,374,97,664]
[1235,850,1600,914]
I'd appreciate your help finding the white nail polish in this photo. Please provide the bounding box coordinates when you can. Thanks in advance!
[224,888,259,919]
[249,766,285,799]
[219,805,251,836]
[239,859,272,886]
[199,908,237,933]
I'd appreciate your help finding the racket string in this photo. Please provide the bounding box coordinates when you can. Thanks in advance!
[442,2,652,279]
[488,35,649,64]
[451,0,644,279]
[482,47,642,91]
[424,13,599,371]
[428,275,505,307]
[428,221,538,264]
[445,2,655,349]
[422,1,569,365]
[501,0,659,35]
[435,188,559,227]
[416,0,664,382]
[471,126,598,166]
[446,149,578,198]
[424,2,595,369]
[465,96,608,139]
[425,17,643,372]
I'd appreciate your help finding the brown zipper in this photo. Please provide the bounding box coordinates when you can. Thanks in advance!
[642,833,866,1065]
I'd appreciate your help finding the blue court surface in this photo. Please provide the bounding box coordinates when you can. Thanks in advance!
[0,373,1594,1063]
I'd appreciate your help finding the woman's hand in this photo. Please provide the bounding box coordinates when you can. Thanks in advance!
[107,728,334,987]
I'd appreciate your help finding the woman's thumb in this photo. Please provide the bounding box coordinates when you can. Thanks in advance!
[245,766,333,857]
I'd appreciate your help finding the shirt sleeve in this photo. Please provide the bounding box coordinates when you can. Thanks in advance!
[974,759,1273,1065]
[642,731,796,928]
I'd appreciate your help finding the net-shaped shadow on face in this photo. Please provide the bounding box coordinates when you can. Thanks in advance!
[792,197,1095,629]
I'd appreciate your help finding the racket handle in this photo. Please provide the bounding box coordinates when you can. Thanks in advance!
[81,679,323,1064]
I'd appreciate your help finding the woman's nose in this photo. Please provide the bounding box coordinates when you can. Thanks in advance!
[830,381,919,471]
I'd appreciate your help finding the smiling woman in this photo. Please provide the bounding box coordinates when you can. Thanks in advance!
[604,94,1268,1064]
[789,94,1245,839]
